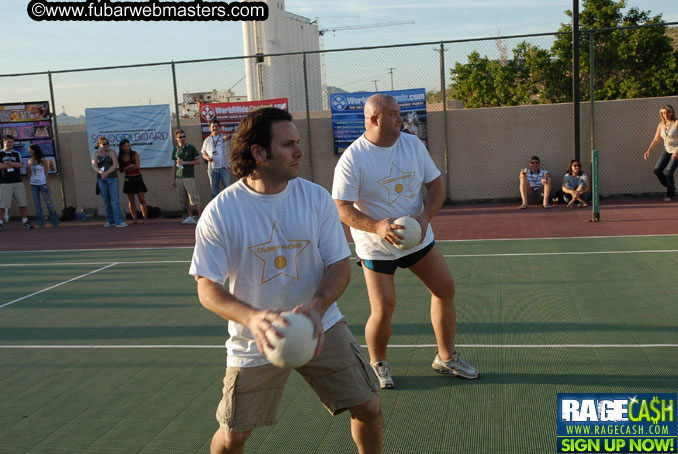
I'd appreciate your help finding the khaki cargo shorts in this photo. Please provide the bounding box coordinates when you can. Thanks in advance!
[176,177,200,205]
[0,182,28,209]
[216,320,380,432]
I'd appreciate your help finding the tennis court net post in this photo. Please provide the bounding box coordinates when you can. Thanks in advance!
[591,148,600,222]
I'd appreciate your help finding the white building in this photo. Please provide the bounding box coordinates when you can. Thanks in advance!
[181,90,247,118]
[242,1,324,112]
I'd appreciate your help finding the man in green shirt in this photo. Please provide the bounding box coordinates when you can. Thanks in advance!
[172,129,203,224]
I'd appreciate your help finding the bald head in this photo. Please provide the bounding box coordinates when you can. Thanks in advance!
[363,94,402,147]
[364,94,397,118]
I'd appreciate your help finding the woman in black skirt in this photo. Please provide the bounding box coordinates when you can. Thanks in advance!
[118,140,148,223]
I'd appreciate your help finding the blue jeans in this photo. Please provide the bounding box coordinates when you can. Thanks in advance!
[209,167,230,199]
[30,184,60,226]
[98,177,124,225]
[563,183,590,203]
[654,151,678,198]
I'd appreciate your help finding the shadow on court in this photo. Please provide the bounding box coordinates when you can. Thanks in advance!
[0,325,227,341]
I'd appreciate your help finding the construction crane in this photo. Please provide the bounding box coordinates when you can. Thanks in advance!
[318,20,415,36]
[313,19,415,107]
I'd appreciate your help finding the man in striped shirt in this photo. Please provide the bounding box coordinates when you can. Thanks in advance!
[519,155,552,209]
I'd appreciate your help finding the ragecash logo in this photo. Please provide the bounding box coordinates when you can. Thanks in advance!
[557,393,677,453]
[200,104,216,121]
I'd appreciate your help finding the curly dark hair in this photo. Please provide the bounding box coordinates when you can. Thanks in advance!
[230,108,292,179]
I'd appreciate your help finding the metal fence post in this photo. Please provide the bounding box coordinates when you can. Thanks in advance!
[589,31,595,153]
[47,71,68,209]
[171,61,181,129]
[592,149,600,222]
[439,42,450,202]
[572,0,581,162]
[302,52,314,182]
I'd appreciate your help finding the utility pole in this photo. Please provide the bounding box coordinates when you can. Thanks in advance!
[371,79,379,91]
[387,67,396,90]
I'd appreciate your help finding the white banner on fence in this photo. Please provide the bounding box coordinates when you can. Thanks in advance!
[85,105,173,168]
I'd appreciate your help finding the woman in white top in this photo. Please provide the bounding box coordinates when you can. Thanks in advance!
[643,104,678,201]
[26,144,60,227]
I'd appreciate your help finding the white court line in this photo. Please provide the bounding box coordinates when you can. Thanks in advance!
[443,233,678,243]
[0,246,194,254]
[0,344,676,349]
[1,234,678,254]
[0,260,190,267]
[441,249,678,258]
[0,263,118,309]
[4,248,678,268]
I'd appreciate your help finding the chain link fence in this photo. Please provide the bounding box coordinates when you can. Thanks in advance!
[1,23,676,218]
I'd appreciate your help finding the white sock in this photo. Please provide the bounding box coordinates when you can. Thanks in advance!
[22,217,29,223]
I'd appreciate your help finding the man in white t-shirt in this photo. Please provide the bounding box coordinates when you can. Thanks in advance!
[190,108,382,454]
[332,94,479,390]
[201,118,231,199]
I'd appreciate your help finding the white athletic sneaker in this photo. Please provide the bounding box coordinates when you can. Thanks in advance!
[115,222,128,228]
[371,361,394,389]
[104,222,114,227]
[181,216,196,225]
[432,351,479,379]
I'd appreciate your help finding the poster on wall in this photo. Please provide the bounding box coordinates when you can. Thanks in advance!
[0,102,50,123]
[0,101,57,175]
[198,98,289,140]
[330,88,428,155]
[85,104,173,168]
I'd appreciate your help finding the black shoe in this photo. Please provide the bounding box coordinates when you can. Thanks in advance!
[23,221,33,229]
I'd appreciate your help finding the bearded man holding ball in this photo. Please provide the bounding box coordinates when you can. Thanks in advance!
[191,108,382,454]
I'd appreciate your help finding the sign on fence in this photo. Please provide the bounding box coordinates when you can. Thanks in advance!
[198,98,289,140]
[330,88,428,155]
[85,105,173,168]
[0,101,58,174]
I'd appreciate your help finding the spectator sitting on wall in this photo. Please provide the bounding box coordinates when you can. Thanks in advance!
[519,155,552,209]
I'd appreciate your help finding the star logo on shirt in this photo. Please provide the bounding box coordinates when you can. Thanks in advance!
[247,221,311,284]
[377,162,416,205]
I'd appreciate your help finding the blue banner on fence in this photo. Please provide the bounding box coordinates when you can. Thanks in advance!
[557,393,677,453]
[330,88,427,155]
[85,105,173,168]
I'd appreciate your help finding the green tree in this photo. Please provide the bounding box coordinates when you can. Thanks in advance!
[449,0,678,108]
[449,51,519,108]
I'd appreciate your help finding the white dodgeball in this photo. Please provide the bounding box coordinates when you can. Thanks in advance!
[263,311,318,369]
[392,216,422,250]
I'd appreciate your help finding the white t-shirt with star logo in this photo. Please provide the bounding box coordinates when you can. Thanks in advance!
[332,133,441,260]
[190,178,350,367]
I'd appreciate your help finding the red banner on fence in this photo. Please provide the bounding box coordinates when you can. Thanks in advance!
[198,98,289,139]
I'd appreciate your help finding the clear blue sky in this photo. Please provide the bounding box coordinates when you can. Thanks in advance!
[1,0,675,116]
[3,0,676,74]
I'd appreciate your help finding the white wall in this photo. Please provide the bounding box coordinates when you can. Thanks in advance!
[242,0,324,111]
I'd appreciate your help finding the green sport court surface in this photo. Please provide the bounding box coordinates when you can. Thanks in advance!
[1,235,677,453]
